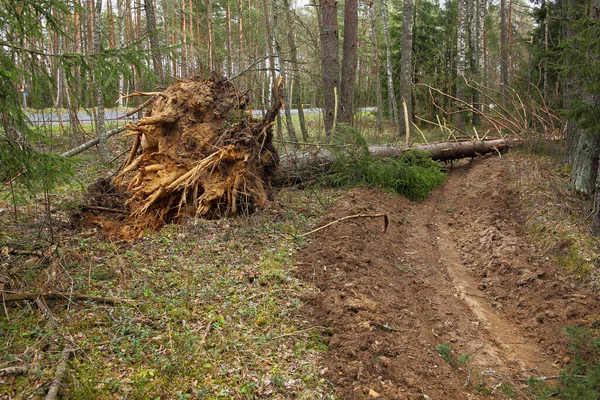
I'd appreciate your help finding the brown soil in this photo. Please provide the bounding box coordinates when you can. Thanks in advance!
[296,155,600,399]
[80,75,281,240]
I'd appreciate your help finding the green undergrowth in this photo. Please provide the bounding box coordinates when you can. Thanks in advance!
[326,126,446,201]
[524,325,600,399]
[0,188,340,399]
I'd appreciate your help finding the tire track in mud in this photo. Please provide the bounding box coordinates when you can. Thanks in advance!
[296,155,600,399]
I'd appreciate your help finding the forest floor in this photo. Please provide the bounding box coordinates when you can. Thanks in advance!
[2,149,600,399]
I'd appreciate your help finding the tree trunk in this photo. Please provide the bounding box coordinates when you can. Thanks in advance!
[287,6,308,141]
[569,0,600,234]
[273,0,298,145]
[206,0,215,72]
[339,0,358,125]
[226,1,233,77]
[471,0,484,125]
[275,139,515,185]
[455,0,467,133]
[144,0,163,83]
[399,0,414,137]
[94,0,107,161]
[320,0,340,138]
[500,0,509,98]
[382,0,399,129]
[368,1,383,133]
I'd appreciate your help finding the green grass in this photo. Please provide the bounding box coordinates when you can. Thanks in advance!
[435,343,472,368]
[0,181,340,398]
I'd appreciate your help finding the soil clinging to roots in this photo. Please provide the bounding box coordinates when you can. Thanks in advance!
[84,75,282,239]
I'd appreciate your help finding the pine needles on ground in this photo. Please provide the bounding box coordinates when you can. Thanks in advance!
[327,126,445,201]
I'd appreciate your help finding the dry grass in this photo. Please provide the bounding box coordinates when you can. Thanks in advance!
[0,151,340,398]
[510,146,600,290]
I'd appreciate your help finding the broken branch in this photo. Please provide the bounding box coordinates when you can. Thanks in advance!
[44,347,74,400]
[301,213,389,237]
[1,292,125,305]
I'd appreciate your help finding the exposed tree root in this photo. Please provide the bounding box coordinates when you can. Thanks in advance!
[82,74,282,239]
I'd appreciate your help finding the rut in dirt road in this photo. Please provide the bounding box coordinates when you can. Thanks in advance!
[296,155,600,400]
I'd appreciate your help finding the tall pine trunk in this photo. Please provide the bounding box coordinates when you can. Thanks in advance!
[320,0,339,138]
[368,1,383,133]
[382,0,399,129]
[455,0,467,132]
[144,0,163,83]
[94,0,107,161]
[339,0,358,125]
[399,0,414,137]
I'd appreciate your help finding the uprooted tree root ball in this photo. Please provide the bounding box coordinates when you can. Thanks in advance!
[81,74,282,239]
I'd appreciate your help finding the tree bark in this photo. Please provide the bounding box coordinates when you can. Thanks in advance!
[273,0,298,145]
[339,0,358,125]
[399,0,414,137]
[287,6,308,141]
[382,0,399,129]
[206,0,215,72]
[455,0,467,133]
[274,139,515,185]
[500,0,509,99]
[320,0,340,138]
[368,1,383,133]
[144,0,163,83]
[94,0,107,161]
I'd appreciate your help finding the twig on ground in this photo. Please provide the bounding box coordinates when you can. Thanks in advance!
[517,375,586,382]
[370,321,402,332]
[1,292,125,305]
[44,347,74,400]
[301,213,389,237]
[0,366,29,377]
[269,326,328,341]
[80,205,128,214]
[35,297,57,322]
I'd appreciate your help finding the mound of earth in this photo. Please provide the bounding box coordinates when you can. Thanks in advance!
[296,155,600,399]
[80,74,281,239]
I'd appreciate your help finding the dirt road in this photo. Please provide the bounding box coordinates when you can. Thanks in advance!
[296,155,600,399]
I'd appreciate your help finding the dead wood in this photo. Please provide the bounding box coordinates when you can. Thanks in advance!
[83,74,282,239]
[302,213,389,237]
[1,292,124,305]
[0,366,29,377]
[275,138,515,185]
[44,347,74,400]
[61,126,127,158]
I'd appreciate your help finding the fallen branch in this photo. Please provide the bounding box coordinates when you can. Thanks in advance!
[61,126,127,157]
[44,347,74,400]
[9,249,45,257]
[301,213,389,237]
[79,205,128,214]
[269,326,329,341]
[517,375,586,382]
[1,292,124,305]
[0,365,29,377]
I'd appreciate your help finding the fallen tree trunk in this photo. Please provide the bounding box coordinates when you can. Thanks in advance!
[274,138,515,185]
[61,126,127,157]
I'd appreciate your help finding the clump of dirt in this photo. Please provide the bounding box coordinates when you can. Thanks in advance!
[296,155,600,399]
[80,74,281,239]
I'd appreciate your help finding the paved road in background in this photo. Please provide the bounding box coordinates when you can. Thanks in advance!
[26,107,376,125]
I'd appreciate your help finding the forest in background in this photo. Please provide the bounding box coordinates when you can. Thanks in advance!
[0,0,599,230]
